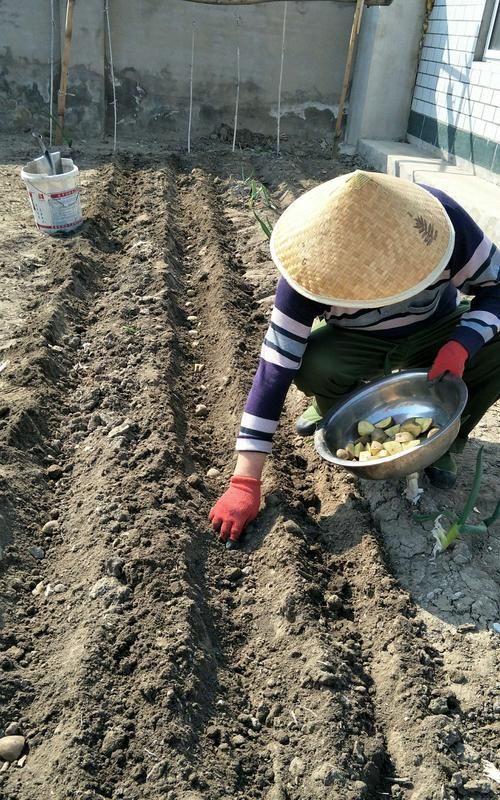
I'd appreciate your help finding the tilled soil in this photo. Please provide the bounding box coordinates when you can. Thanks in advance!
[0,141,499,800]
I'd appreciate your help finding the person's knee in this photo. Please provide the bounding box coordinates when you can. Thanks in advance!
[295,336,340,396]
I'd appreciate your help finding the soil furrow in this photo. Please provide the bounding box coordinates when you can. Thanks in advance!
[1,161,206,798]
[173,161,389,800]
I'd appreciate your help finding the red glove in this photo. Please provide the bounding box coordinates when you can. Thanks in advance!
[209,476,261,544]
[428,341,468,380]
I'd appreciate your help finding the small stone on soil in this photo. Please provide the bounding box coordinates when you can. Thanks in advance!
[187,473,203,489]
[4,723,22,737]
[108,419,133,438]
[194,404,208,417]
[0,735,25,762]
[47,464,63,480]
[225,540,239,551]
[429,697,449,714]
[264,786,287,800]
[206,467,220,478]
[101,729,127,756]
[44,583,67,597]
[41,520,60,535]
[462,780,492,794]
[283,520,302,534]
[29,546,45,560]
[311,763,344,786]
[325,593,343,612]
[105,558,125,579]
[89,577,129,606]
[289,757,305,780]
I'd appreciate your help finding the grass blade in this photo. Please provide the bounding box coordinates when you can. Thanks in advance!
[458,446,484,525]
[483,500,500,528]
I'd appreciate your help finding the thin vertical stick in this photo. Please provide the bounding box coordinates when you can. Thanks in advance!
[232,14,240,153]
[56,0,75,145]
[188,21,195,155]
[334,0,364,144]
[277,1,288,156]
[49,0,55,145]
[104,0,117,152]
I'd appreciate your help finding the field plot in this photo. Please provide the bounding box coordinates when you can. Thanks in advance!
[0,140,499,800]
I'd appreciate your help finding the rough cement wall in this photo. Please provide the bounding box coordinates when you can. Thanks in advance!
[345,0,426,146]
[0,0,355,142]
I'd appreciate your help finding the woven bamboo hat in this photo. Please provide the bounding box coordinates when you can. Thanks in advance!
[270,170,455,308]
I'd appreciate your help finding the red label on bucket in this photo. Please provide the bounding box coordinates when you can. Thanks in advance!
[49,188,79,199]
[37,218,84,230]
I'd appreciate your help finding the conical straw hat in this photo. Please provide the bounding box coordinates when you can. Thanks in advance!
[270,170,455,308]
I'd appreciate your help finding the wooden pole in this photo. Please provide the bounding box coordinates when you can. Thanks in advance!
[334,0,364,144]
[55,0,75,145]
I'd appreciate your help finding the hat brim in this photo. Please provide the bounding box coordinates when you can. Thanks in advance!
[270,176,456,309]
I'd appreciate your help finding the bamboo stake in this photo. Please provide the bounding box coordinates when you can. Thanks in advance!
[334,0,364,144]
[49,0,55,144]
[55,0,75,145]
[104,0,117,152]
[276,1,288,156]
[188,21,195,154]
[232,13,240,153]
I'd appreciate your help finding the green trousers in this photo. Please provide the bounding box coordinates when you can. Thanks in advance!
[294,302,500,451]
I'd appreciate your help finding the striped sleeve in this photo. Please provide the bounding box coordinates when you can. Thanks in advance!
[236,278,326,453]
[425,187,500,358]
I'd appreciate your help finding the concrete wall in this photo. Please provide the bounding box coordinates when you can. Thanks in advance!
[408,0,500,177]
[0,0,356,142]
[345,0,427,147]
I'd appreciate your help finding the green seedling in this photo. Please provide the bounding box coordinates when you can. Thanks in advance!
[123,324,138,336]
[415,447,500,554]
[242,174,276,240]
[253,210,273,240]
[244,176,277,210]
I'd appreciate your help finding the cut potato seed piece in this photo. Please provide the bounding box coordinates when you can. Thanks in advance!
[400,421,422,437]
[358,451,372,461]
[346,442,356,458]
[371,429,389,444]
[415,417,433,433]
[374,416,393,429]
[401,439,420,450]
[384,440,403,455]
[357,420,375,436]
[395,431,414,443]
[378,449,389,457]
[370,440,384,455]
[354,442,363,459]
[427,427,440,438]
[336,449,353,460]
[385,424,401,437]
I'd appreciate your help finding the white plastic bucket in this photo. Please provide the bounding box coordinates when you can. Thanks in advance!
[21,156,83,235]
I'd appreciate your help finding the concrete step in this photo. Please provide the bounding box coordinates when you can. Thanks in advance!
[359,139,500,243]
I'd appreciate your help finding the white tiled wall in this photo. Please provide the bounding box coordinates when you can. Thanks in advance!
[411,0,500,145]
